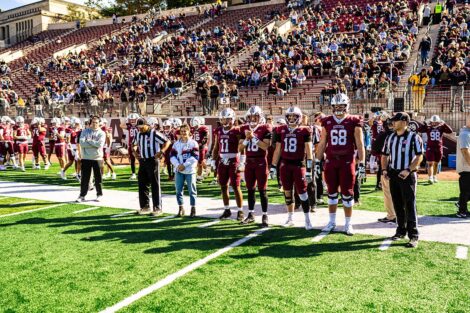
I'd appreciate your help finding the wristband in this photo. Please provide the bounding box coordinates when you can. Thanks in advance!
[306,159,313,169]
[239,155,246,164]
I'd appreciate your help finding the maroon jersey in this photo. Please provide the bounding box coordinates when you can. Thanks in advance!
[216,126,241,157]
[126,123,139,146]
[419,123,453,150]
[48,126,59,141]
[275,125,312,161]
[32,125,47,144]
[371,120,383,140]
[240,124,272,158]
[191,125,209,146]
[14,125,29,143]
[55,126,66,143]
[0,125,13,141]
[322,115,362,159]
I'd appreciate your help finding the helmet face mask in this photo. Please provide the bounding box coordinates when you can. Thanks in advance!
[285,106,302,127]
[219,108,235,129]
[190,117,201,128]
[247,114,261,128]
[332,104,347,117]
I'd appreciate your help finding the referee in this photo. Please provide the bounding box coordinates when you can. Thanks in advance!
[133,117,171,216]
[381,112,424,248]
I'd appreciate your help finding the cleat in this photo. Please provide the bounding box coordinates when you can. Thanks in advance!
[282,218,294,228]
[428,178,434,184]
[0,165,5,171]
[261,215,268,227]
[103,173,111,179]
[322,222,336,232]
[138,207,151,215]
[406,238,419,248]
[60,170,67,180]
[76,196,85,203]
[305,220,313,230]
[317,198,324,205]
[237,210,244,221]
[219,209,232,219]
[76,174,81,182]
[129,174,137,180]
[151,208,163,216]
[177,207,185,217]
[210,179,218,185]
[344,224,354,236]
[433,177,438,183]
[241,212,255,224]
[111,173,117,180]
[190,207,196,218]
[44,163,51,170]
[21,166,25,172]
[391,233,406,241]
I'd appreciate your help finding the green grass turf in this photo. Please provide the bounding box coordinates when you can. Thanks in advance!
[0,197,55,215]
[0,204,259,312]
[0,162,460,216]
[123,227,470,313]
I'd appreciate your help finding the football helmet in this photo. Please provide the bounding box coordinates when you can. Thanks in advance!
[190,116,204,128]
[430,115,441,125]
[245,106,263,129]
[15,116,25,125]
[127,113,140,125]
[71,117,82,127]
[219,108,235,127]
[172,118,182,129]
[162,120,172,134]
[31,117,40,125]
[285,106,302,126]
[147,117,158,127]
[39,118,46,125]
[62,117,70,125]
[276,118,287,125]
[331,93,350,116]
[51,117,61,125]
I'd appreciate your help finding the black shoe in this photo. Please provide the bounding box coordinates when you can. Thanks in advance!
[237,210,244,221]
[261,214,268,227]
[406,238,419,248]
[241,212,255,224]
[190,207,196,218]
[219,209,232,219]
[391,233,406,241]
[378,217,396,223]
[456,211,469,218]
[177,207,185,217]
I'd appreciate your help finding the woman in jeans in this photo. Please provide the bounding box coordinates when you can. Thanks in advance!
[170,124,199,217]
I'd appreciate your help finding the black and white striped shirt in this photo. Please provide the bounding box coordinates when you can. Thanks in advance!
[133,129,168,159]
[382,130,423,170]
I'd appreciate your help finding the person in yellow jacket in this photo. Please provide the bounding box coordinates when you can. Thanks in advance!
[17,97,26,116]
[408,69,429,112]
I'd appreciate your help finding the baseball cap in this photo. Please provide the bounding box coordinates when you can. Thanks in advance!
[390,112,410,122]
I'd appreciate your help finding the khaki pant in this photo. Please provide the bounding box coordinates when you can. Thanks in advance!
[121,102,129,117]
[412,91,425,112]
[138,101,146,115]
[382,175,396,219]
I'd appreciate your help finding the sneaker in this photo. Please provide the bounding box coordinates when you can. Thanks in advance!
[305,220,313,230]
[282,218,294,228]
[34,165,41,170]
[406,238,419,248]
[241,212,255,224]
[190,207,196,218]
[60,170,67,180]
[151,208,163,216]
[103,173,111,179]
[210,179,218,185]
[344,224,354,236]
[95,195,102,202]
[428,178,434,184]
[219,209,232,219]
[21,166,25,172]
[177,207,185,217]
[322,222,336,232]
[456,211,469,218]
[261,214,268,227]
[76,196,85,203]
[391,233,406,241]
[129,174,137,180]
[237,210,244,221]
[111,173,117,180]
[138,207,151,215]
[317,198,324,205]
[44,163,51,170]
[378,217,396,223]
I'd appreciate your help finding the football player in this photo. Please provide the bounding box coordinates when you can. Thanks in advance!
[270,107,314,229]
[120,113,139,180]
[52,118,67,179]
[63,117,80,178]
[47,118,59,165]
[31,117,49,169]
[190,117,209,182]
[0,116,17,170]
[239,106,272,226]
[419,115,452,183]
[316,93,366,235]
[13,116,30,172]
[101,118,116,180]
[212,108,244,220]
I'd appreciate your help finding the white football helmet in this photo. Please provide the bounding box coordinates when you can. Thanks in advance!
[190,117,204,128]
[331,93,350,116]
[147,117,158,127]
[62,117,71,125]
[430,115,441,124]
[31,117,40,125]
[71,117,82,127]
[219,108,235,127]
[51,117,61,125]
[162,120,172,134]
[245,106,263,129]
[39,118,46,125]
[285,106,302,126]
[16,116,25,124]
[276,118,287,125]
[127,113,140,124]
[1,116,8,124]
[172,118,182,129]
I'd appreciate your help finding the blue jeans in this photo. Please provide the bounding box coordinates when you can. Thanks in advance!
[175,172,197,206]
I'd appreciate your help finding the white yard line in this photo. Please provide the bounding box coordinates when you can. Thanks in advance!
[378,238,393,251]
[311,231,330,242]
[111,212,135,218]
[9,200,35,206]
[198,220,221,228]
[456,246,468,260]
[73,207,100,214]
[99,227,269,313]
[151,215,177,223]
[0,203,65,218]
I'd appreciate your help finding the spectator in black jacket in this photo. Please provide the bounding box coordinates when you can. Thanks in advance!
[209,81,220,114]
[120,87,130,117]
[419,35,432,66]
[449,63,468,112]
[200,83,210,115]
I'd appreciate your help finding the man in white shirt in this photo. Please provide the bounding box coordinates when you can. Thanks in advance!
[456,115,470,218]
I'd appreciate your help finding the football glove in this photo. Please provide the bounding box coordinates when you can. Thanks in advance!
[314,160,322,178]
[269,165,277,179]
[210,159,217,170]
[357,162,366,180]
[237,155,246,172]
[305,170,313,183]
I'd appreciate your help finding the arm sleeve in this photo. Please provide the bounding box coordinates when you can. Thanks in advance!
[382,135,390,155]
[442,123,453,134]
[170,146,180,167]
[154,131,168,145]
[183,143,199,167]
[414,134,424,155]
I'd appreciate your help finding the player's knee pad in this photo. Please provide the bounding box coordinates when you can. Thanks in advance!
[284,193,293,205]
[341,194,354,208]
[299,192,309,202]
[328,193,339,205]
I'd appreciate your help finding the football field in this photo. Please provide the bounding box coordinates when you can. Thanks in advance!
[1,164,470,312]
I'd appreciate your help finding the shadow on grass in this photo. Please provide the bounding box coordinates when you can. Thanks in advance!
[0,201,52,209]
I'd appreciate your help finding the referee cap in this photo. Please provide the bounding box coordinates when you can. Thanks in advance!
[390,112,410,122]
